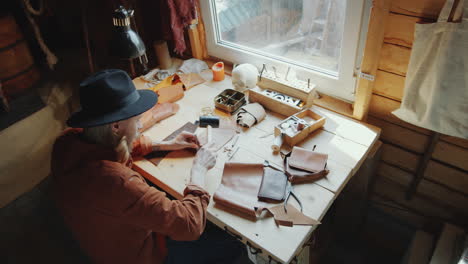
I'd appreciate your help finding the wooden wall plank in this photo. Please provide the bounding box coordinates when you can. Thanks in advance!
[425,161,468,195]
[378,161,412,186]
[370,195,429,229]
[368,116,429,153]
[373,70,405,101]
[440,135,468,149]
[385,13,418,47]
[369,94,431,135]
[372,175,458,222]
[433,141,468,171]
[390,0,446,19]
[417,179,468,214]
[377,163,468,216]
[381,144,420,172]
[378,43,411,76]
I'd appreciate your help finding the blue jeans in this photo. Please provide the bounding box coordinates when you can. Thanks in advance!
[164,222,245,264]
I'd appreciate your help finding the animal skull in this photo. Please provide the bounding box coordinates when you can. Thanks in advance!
[231,64,258,91]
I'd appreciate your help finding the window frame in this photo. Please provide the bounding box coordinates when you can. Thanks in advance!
[199,0,367,102]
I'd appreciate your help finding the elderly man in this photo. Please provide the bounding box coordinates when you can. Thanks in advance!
[51,69,242,264]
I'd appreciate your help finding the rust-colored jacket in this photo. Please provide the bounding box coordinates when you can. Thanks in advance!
[51,128,210,264]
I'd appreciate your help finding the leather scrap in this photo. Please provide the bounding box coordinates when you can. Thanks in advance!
[175,73,205,90]
[236,103,266,128]
[267,204,321,227]
[145,122,198,166]
[197,127,236,151]
[157,83,184,103]
[140,103,180,132]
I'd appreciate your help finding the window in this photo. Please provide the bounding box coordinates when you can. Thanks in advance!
[200,0,367,101]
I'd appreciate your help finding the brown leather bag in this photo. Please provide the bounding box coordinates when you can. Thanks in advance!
[282,147,329,184]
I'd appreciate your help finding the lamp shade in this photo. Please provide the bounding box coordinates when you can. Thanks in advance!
[110,6,145,59]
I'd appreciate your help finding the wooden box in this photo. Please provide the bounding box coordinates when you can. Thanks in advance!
[274,108,326,147]
[248,74,317,116]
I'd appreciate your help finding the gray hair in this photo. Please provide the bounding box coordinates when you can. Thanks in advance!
[83,124,130,164]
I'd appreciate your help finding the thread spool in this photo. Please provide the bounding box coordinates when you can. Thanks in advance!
[199,116,220,128]
[153,40,172,69]
[272,133,284,152]
[212,62,225,81]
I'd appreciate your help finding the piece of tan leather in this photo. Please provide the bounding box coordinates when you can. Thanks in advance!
[175,73,206,90]
[236,103,266,128]
[213,162,268,217]
[257,167,287,202]
[157,83,184,103]
[197,127,236,151]
[140,103,180,132]
[288,146,328,173]
[267,204,321,227]
[145,122,198,166]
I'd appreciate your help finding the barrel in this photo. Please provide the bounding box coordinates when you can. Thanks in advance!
[0,15,40,100]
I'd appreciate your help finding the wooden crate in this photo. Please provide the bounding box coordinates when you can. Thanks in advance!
[274,108,326,147]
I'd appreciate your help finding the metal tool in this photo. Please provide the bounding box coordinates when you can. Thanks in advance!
[284,182,303,213]
[285,66,291,81]
[272,66,278,78]
[227,146,240,160]
[224,134,240,152]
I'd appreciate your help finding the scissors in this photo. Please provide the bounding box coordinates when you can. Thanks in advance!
[284,181,302,213]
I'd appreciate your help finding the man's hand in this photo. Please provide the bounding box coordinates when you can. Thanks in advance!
[152,132,200,152]
[170,132,200,150]
[190,143,217,187]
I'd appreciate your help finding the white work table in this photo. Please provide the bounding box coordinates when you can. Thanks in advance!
[133,71,380,263]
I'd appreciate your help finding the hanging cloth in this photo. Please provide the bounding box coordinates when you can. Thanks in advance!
[392,0,468,139]
[167,0,197,55]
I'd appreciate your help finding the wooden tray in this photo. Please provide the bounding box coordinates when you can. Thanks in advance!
[274,108,326,147]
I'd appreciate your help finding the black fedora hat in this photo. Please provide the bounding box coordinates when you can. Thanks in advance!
[67,69,158,128]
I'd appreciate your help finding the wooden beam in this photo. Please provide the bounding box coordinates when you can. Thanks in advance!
[195,4,208,59]
[188,20,204,60]
[353,0,391,120]
[406,132,440,200]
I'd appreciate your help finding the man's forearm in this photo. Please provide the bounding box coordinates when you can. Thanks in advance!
[151,140,174,152]
[190,164,207,188]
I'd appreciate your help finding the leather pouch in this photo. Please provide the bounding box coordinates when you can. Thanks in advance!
[288,146,328,173]
[284,148,329,184]
[257,167,287,202]
[213,162,268,217]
